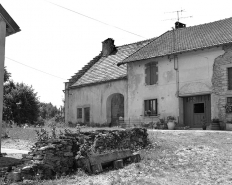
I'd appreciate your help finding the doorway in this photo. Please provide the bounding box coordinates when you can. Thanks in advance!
[111,94,124,126]
[84,107,90,123]
[183,95,211,128]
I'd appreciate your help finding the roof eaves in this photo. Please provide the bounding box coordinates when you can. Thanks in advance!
[122,41,232,63]
[69,76,127,89]
[0,4,21,36]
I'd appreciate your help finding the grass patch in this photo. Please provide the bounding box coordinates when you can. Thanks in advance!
[2,128,232,184]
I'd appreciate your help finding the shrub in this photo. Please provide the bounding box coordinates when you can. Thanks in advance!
[36,116,45,127]
[68,121,77,128]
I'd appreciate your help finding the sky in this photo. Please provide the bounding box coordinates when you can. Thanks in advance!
[1,0,232,107]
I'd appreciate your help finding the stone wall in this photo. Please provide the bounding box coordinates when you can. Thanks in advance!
[3,128,148,182]
[212,44,232,124]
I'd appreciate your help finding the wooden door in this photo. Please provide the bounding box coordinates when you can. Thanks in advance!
[84,107,90,123]
[111,94,124,126]
[184,95,211,128]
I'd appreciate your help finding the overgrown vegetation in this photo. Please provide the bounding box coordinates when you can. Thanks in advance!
[3,67,64,126]
[3,130,232,184]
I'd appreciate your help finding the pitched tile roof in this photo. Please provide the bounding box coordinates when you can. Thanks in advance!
[121,17,232,64]
[69,39,151,88]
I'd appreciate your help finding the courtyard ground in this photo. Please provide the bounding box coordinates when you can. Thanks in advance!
[1,128,232,184]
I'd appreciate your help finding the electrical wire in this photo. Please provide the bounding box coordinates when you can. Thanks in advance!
[5,57,66,80]
[43,0,147,39]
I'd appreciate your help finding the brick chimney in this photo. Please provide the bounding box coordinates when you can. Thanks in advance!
[175,21,186,29]
[102,38,115,56]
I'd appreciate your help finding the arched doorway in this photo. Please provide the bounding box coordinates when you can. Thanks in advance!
[106,93,124,126]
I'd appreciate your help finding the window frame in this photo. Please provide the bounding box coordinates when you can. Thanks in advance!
[228,67,232,90]
[144,99,158,116]
[227,97,232,103]
[77,108,82,119]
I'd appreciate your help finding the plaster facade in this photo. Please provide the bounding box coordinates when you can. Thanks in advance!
[65,79,128,124]
[127,47,225,125]
[65,45,232,127]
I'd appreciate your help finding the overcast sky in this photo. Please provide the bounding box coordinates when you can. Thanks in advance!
[1,0,232,107]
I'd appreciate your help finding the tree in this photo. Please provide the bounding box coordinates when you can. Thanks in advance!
[39,102,59,119]
[3,81,40,125]
[4,66,11,83]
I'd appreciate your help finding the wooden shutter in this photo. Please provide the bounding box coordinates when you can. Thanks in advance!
[150,63,158,85]
[145,64,151,85]
[144,100,149,115]
[154,64,158,84]
[228,68,232,90]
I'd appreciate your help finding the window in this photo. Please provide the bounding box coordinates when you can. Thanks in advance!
[226,97,232,113]
[227,97,232,103]
[77,108,82,119]
[194,103,204,113]
[228,67,232,90]
[145,62,158,85]
[144,99,158,116]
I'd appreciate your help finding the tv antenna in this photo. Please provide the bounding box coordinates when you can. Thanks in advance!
[163,9,192,22]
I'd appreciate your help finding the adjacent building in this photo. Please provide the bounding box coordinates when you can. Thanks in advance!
[65,17,232,128]
[64,38,151,126]
[0,4,20,155]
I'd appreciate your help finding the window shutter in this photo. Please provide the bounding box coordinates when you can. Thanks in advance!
[228,68,232,90]
[144,100,149,112]
[154,64,158,84]
[145,65,151,85]
[150,63,158,85]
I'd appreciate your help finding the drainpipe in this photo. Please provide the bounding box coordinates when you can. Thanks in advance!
[172,28,180,122]
[174,55,179,97]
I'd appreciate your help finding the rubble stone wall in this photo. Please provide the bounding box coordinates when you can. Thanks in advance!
[9,128,148,181]
[212,44,232,124]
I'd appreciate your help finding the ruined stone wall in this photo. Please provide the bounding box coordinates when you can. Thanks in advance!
[212,44,232,123]
[3,128,148,181]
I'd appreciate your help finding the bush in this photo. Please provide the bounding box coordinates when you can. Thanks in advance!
[68,121,77,128]
[54,115,64,123]
[35,116,45,127]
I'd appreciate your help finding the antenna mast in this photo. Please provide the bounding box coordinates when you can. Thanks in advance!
[163,9,192,22]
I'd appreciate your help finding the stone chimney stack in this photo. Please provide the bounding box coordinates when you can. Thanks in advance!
[175,21,186,29]
[102,38,115,56]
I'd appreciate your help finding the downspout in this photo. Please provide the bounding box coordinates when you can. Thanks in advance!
[172,28,180,122]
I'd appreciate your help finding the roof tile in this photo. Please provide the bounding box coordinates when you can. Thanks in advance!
[70,39,151,88]
[122,17,232,63]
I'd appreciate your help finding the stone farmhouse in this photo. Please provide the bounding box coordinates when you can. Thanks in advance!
[65,17,232,128]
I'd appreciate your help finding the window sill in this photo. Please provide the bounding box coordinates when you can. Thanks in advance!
[145,83,158,86]
[143,115,159,118]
